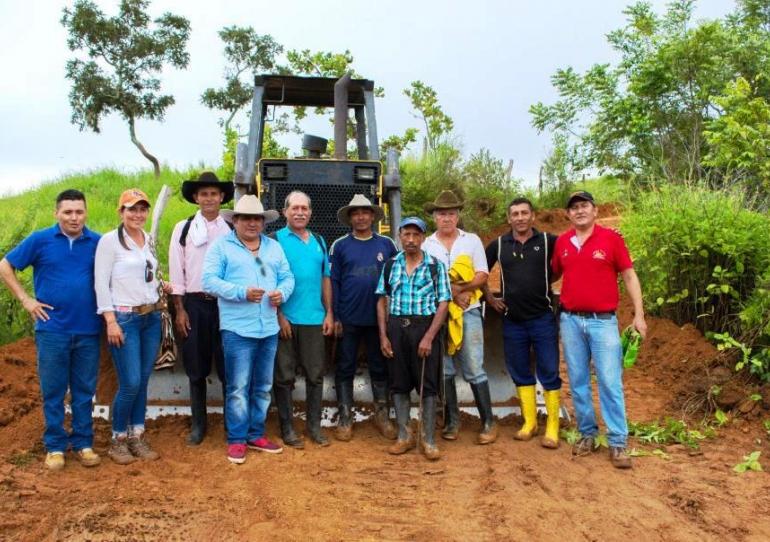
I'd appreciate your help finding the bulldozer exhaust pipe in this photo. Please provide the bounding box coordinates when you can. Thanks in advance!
[334,73,352,159]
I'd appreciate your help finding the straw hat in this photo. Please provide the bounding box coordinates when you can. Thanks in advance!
[423,190,464,213]
[336,194,385,226]
[232,195,279,223]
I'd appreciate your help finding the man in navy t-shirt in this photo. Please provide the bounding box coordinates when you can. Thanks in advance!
[0,189,102,471]
[330,195,397,442]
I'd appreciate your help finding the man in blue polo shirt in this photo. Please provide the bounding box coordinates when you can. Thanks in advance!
[0,189,102,471]
[273,191,333,448]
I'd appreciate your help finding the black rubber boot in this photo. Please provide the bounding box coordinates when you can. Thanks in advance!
[306,382,329,447]
[187,379,207,446]
[470,380,499,445]
[388,393,415,455]
[371,380,397,440]
[442,377,460,440]
[420,395,440,460]
[334,379,354,442]
[274,384,304,449]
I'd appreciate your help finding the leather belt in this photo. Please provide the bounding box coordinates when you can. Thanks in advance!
[115,302,165,315]
[393,315,433,327]
[562,309,615,319]
[186,292,217,302]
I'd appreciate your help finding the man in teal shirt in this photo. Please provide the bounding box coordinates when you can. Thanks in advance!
[274,191,333,448]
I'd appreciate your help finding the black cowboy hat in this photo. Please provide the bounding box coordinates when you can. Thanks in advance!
[181,171,234,204]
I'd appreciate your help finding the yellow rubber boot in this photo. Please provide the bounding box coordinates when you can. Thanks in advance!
[513,385,538,441]
[541,389,560,449]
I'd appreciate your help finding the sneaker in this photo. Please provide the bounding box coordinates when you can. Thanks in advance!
[127,435,160,461]
[610,447,632,469]
[247,437,283,454]
[108,437,137,465]
[227,443,247,464]
[572,436,596,457]
[44,452,65,471]
[76,448,101,467]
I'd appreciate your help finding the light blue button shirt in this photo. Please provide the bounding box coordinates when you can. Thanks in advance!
[202,231,295,339]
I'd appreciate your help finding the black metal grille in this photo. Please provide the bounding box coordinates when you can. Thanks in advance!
[263,182,380,243]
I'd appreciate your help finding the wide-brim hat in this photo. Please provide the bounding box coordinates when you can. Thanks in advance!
[424,190,464,213]
[181,171,234,204]
[336,194,385,226]
[232,195,279,223]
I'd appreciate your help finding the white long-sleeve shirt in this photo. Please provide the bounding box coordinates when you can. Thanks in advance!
[94,229,160,314]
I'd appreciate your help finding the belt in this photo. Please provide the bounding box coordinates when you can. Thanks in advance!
[186,292,217,302]
[115,302,165,316]
[392,315,433,327]
[562,309,615,319]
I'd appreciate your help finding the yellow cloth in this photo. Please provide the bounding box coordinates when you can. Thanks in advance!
[447,254,482,355]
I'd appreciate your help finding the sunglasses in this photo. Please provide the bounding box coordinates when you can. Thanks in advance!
[145,259,154,283]
[254,256,266,277]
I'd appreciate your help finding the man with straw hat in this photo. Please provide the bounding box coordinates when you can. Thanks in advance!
[330,194,398,441]
[202,195,294,464]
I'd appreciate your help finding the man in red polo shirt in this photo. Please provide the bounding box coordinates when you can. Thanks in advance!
[552,191,647,469]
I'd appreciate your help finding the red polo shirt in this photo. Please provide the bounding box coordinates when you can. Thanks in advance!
[552,224,633,312]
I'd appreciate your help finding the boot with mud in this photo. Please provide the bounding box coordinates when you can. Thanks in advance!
[420,395,440,460]
[128,433,160,461]
[274,384,304,449]
[187,378,207,446]
[388,393,416,455]
[541,389,560,449]
[514,385,538,441]
[108,435,136,465]
[334,379,354,442]
[441,376,461,440]
[306,382,329,447]
[371,380,397,440]
[470,380,498,444]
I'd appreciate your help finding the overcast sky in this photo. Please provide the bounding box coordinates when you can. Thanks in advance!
[0,0,732,195]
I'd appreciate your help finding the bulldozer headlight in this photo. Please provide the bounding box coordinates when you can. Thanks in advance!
[354,166,377,182]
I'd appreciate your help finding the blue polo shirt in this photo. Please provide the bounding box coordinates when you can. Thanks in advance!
[5,224,102,335]
[274,227,330,325]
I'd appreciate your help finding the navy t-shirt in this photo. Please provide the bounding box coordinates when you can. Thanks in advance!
[329,233,397,326]
[5,224,102,335]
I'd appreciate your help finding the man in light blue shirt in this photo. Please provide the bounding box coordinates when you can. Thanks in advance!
[202,195,294,464]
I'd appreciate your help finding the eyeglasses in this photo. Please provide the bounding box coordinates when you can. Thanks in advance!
[145,259,154,283]
[254,256,266,277]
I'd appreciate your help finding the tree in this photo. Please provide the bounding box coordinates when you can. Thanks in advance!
[404,81,454,152]
[61,0,190,178]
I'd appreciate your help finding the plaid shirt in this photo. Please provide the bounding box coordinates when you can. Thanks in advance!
[375,250,451,316]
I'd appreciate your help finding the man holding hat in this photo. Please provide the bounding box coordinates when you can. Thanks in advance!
[329,194,398,441]
[169,171,234,445]
[423,190,498,445]
[202,195,294,464]
[553,191,647,469]
[376,217,451,460]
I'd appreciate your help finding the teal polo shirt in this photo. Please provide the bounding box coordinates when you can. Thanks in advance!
[275,227,330,325]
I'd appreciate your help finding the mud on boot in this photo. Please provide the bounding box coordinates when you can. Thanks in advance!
[388,393,416,455]
[514,385,538,441]
[274,384,305,449]
[108,436,136,465]
[128,434,160,461]
[470,380,498,445]
[420,395,440,461]
[306,382,329,447]
[441,377,460,441]
[334,380,354,442]
[371,380,397,440]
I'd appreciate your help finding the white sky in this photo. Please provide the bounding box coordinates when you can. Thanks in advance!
[0,0,732,195]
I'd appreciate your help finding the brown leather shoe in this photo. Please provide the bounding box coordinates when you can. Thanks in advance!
[127,435,160,461]
[108,437,137,465]
[477,422,498,445]
[571,436,595,456]
[610,447,632,469]
[388,434,416,455]
[420,441,440,461]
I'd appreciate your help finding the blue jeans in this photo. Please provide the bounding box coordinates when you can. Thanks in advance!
[222,330,278,444]
[560,312,627,447]
[335,324,388,385]
[109,311,161,437]
[443,308,487,384]
[34,331,100,452]
[502,312,561,390]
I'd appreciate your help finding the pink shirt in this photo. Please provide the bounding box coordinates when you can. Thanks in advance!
[168,213,232,295]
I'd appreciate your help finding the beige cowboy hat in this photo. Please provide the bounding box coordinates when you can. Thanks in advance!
[232,195,279,223]
[336,194,385,226]
[423,190,464,213]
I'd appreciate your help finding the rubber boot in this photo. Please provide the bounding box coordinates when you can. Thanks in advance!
[514,385,538,441]
[306,382,330,447]
[420,395,440,460]
[334,380,354,442]
[541,389,561,449]
[274,384,304,449]
[371,380,397,440]
[470,381,498,445]
[441,377,461,441]
[388,393,415,455]
[187,379,207,446]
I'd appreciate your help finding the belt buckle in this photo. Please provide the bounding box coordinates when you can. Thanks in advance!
[400,317,411,328]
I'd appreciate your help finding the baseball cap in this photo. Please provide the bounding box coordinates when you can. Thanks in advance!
[399,216,427,233]
[565,191,595,209]
[117,188,150,210]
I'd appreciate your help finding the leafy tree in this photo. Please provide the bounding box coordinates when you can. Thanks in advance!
[61,0,190,178]
[404,81,454,152]
[380,128,419,155]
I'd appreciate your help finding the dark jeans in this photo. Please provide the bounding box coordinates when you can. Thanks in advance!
[336,324,388,384]
[386,317,441,397]
[34,331,100,452]
[502,312,561,390]
[182,295,225,383]
[275,324,325,387]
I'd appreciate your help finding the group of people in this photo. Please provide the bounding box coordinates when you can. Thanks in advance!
[0,172,647,471]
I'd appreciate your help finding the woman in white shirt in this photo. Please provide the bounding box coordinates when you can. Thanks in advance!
[95,188,170,465]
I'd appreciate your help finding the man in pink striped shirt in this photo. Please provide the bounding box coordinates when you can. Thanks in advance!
[169,172,234,445]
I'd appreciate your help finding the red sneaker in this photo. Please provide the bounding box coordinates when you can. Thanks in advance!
[247,437,283,454]
[227,443,247,464]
